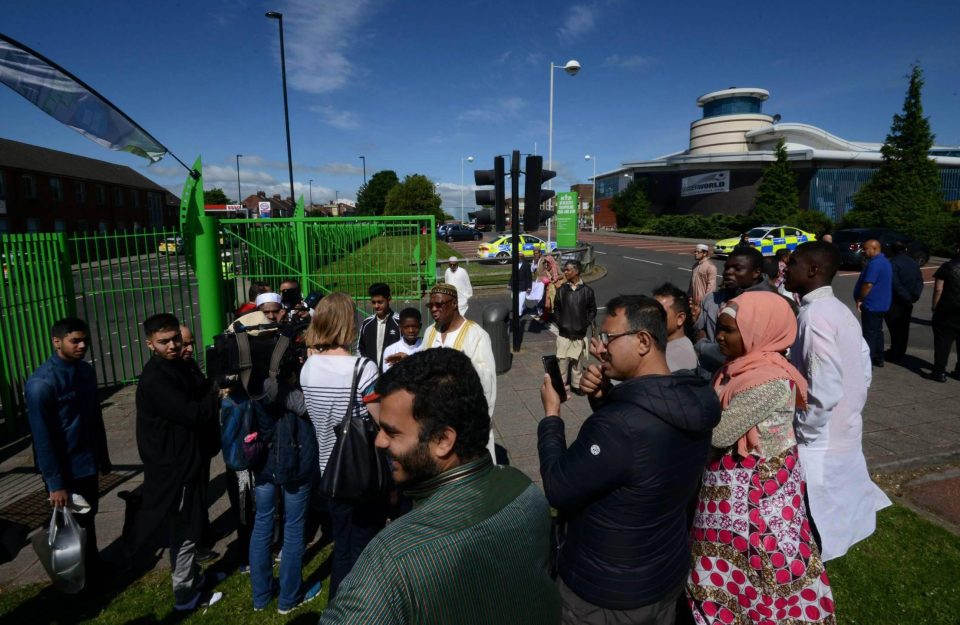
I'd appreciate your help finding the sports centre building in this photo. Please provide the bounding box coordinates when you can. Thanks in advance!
[591,87,960,228]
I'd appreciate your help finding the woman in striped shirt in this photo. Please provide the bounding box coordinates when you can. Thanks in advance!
[300,292,386,599]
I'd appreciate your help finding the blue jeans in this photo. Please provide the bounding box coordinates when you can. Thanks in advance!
[861,309,886,364]
[249,479,311,610]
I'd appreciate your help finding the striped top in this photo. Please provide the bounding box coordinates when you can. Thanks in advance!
[300,355,378,472]
[320,456,560,624]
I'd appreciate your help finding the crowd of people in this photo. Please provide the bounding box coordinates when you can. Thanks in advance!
[23,236,945,623]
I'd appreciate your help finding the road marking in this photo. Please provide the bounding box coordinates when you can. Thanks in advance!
[594,251,607,255]
[624,256,663,265]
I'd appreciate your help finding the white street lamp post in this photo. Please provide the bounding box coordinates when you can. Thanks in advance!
[547,59,581,245]
[585,154,597,233]
[460,155,474,224]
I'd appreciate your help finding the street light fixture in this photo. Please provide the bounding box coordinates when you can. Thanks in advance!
[547,59,581,243]
[235,154,242,214]
[460,155,474,223]
[359,155,366,185]
[585,154,597,233]
[308,179,313,208]
[265,10,295,216]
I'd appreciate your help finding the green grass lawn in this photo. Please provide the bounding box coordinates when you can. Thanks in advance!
[1,504,957,624]
[435,240,512,287]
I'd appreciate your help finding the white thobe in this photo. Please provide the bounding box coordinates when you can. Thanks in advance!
[423,319,498,461]
[790,286,891,561]
[444,266,473,316]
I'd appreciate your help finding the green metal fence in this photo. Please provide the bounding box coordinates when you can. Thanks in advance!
[219,216,437,318]
[0,233,75,434]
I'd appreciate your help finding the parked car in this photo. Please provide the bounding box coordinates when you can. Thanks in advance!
[158,236,184,254]
[478,234,557,264]
[832,228,930,268]
[437,223,482,242]
[714,225,816,257]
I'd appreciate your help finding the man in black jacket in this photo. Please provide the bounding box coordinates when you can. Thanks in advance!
[885,241,924,363]
[358,282,400,371]
[553,260,596,393]
[130,313,222,611]
[539,295,721,625]
[931,244,960,381]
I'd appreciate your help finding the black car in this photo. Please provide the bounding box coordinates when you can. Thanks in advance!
[832,228,930,268]
[437,223,483,242]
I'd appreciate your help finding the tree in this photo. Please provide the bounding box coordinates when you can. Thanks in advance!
[384,174,443,219]
[752,138,799,225]
[848,65,943,234]
[609,179,652,228]
[203,187,232,205]
[355,170,399,216]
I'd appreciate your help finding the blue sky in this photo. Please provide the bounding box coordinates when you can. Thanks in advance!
[3,0,959,219]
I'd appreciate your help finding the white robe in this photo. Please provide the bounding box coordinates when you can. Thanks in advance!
[423,319,498,461]
[444,267,473,316]
[790,286,891,561]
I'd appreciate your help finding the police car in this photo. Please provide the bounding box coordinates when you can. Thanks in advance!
[477,234,557,264]
[714,225,816,257]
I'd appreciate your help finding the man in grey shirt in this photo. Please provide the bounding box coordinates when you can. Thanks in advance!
[653,283,698,372]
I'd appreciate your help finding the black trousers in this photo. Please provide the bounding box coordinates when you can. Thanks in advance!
[884,299,913,360]
[932,311,960,374]
[861,310,886,364]
[327,498,387,599]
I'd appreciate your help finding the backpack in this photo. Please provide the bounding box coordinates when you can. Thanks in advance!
[220,396,265,471]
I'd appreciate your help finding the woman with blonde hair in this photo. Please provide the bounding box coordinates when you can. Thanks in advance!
[686,291,835,624]
[300,292,385,599]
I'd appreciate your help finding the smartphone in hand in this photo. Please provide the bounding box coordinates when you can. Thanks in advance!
[542,355,568,403]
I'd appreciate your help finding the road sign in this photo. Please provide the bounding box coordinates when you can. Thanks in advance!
[555,191,578,248]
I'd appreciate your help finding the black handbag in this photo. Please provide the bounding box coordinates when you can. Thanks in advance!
[317,358,389,502]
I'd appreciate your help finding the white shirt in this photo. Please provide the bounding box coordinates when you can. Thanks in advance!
[375,316,388,368]
[790,286,891,561]
[381,338,423,371]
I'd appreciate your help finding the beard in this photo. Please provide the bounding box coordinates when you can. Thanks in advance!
[392,441,441,485]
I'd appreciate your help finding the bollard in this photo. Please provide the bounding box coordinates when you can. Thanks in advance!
[482,302,512,374]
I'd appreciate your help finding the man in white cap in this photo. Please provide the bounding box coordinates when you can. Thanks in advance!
[444,256,474,316]
[226,292,285,332]
[688,243,717,313]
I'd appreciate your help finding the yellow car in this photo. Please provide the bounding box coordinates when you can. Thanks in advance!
[477,234,557,264]
[158,236,184,254]
[714,225,816,257]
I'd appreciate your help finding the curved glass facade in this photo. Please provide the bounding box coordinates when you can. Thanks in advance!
[702,96,763,119]
[809,168,960,220]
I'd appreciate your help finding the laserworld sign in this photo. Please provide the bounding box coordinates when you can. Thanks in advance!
[680,170,730,197]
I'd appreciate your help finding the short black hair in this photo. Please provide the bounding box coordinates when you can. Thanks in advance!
[605,294,667,352]
[369,282,391,299]
[762,256,780,281]
[652,283,693,338]
[728,246,764,272]
[890,240,908,255]
[51,317,89,338]
[376,348,489,461]
[398,307,422,324]
[248,281,271,302]
[563,259,582,274]
[143,313,181,337]
[775,248,791,261]
[794,241,841,281]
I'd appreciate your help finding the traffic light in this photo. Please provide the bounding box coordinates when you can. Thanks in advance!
[524,155,556,231]
[475,156,506,231]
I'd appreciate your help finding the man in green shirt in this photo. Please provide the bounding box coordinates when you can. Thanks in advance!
[320,348,559,624]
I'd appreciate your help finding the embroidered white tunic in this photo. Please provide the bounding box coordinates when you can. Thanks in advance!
[790,286,891,561]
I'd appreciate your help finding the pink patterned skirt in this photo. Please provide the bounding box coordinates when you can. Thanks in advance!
[686,446,836,624]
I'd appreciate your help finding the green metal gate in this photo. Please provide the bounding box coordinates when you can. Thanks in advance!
[218,216,437,317]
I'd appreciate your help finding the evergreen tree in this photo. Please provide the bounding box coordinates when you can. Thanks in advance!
[849,65,943,232]
[752,139,799,225]
[384,174,443,219]
[356,170,399,215]
[609,179,652,228]
[203,187,232,205]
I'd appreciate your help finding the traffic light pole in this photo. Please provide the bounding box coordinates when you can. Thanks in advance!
[510,150,522,352]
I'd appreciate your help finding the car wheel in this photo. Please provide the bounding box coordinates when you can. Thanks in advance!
[496,252,509,265]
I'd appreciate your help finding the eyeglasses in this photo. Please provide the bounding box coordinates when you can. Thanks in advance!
[427,299,454,309]
[598,330,636,346]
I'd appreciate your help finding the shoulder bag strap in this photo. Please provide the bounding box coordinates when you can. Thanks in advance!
[235,332,253,393]
[267,335,291,381]
[336,357,365,429]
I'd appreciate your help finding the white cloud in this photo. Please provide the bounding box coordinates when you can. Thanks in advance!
[604,54,657,70]
[316,162,364,175]
[459,97,526,123]
[278,0,375,95]
[309,105,361,130]
[557,5,596,41]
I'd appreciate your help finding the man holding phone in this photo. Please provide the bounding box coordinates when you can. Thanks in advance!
[538,295,721,624]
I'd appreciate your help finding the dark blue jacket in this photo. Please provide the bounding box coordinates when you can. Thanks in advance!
[255,384,319,486]
[890,252,923,304]
[25,354,111,492]
[538,373,721,610]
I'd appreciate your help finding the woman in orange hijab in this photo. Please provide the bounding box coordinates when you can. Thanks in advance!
[685,291,835,625]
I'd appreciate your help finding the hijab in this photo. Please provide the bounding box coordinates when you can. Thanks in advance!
[713,291,808,410]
